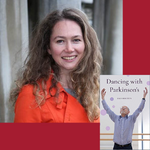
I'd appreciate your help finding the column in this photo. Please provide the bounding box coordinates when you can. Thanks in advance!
[0,0,28,122]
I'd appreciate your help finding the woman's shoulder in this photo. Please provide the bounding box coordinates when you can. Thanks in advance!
[16,75,53,106]
[19,74,52,94]
[16,84,35,105]
[20,84,34,94]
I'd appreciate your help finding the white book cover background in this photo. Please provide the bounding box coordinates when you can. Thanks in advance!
[100,75,150,149]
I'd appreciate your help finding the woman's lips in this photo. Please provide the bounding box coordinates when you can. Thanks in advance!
[61,55,77,60]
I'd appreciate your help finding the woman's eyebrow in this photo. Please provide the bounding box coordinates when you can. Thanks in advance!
[73,35,82,38]
[54,35,83,40]
[54,36,65,40]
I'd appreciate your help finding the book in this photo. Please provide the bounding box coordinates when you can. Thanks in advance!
[100,75,150,149]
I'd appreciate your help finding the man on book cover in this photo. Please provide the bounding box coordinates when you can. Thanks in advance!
[101,87,148,149]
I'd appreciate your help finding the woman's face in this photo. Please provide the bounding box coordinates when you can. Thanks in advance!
[48,19,85,74]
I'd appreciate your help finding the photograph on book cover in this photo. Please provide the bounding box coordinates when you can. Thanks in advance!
[100,75,150,150]
[0,0,122,123]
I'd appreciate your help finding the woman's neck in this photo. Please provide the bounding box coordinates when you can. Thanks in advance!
[59,70,71,89]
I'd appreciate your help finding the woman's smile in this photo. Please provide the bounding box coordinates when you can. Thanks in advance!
[61,55,77,60]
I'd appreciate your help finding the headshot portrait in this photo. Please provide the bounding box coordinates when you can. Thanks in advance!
[0,0,122,123]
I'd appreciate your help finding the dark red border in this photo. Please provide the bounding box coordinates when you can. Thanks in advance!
[123,0,150,75]
[0,123,99,150]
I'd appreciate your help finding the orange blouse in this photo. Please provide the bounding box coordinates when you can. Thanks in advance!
[14,76,100,123]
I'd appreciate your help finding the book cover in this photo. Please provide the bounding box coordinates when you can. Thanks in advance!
[100,75,150,149]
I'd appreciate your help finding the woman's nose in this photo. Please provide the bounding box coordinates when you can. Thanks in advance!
[65,41,74,52]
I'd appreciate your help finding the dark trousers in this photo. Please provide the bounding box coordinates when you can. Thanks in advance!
[113,143,132,149]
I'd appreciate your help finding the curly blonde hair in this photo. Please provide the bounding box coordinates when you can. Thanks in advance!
[10,8,103,122]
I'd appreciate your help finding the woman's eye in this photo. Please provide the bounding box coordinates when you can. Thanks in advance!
[73,39,81,43]
[56,40,64,44]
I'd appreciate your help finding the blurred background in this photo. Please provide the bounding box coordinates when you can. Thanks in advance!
[0,0,122,122]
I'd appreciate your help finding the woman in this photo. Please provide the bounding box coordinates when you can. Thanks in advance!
[11,8,102,123]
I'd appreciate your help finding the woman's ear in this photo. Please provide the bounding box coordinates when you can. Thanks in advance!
[47,49,51,55]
